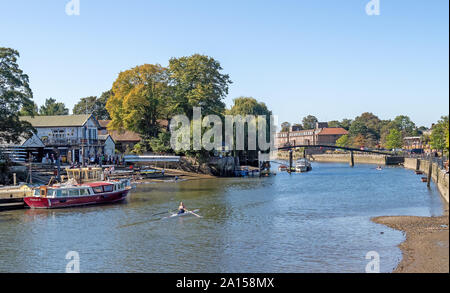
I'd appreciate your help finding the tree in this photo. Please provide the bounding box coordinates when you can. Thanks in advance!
[391,115,416,137]
[336,134,349,147]
[385,129,403,149]
[19,102,39,116]
[168,54,232,118]
[39,98,69,116]
[281,122,291,132]
[0,47,35,144]
[73,90,112,120]
[106,64,169,139]
[302,115,318,130]
[430,116,449,153]
[328,120,341,128]
[340,119,353,131]
[226,96,272,153]
[149,132,172,154]
[353,112,382,140]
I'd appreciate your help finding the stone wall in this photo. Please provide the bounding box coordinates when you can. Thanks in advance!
[403,158,449,204]
[309,154,387,165]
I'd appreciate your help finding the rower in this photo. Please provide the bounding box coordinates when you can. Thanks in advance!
[178,202,186,214]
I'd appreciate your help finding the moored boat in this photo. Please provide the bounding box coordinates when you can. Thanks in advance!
[24,179,131,209]
[295,159,312,173]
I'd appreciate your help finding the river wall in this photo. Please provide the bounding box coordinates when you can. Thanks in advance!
[404,158,449,204]
[307,154,404,165]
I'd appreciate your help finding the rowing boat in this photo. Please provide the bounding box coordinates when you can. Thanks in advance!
[164,209,200,219]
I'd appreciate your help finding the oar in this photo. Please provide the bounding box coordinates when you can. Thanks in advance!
[186,209,202,218]
[152,210,176,216]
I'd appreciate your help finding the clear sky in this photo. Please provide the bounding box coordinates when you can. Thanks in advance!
[1,0,448,127]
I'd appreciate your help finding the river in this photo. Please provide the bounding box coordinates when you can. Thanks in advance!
[0,162,445,273]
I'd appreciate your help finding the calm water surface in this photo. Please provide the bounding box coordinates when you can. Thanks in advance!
[0,162,445,272]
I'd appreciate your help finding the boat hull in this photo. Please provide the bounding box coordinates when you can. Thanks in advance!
[24,190,129,209]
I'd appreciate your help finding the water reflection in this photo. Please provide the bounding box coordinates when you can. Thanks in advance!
[0,162,445,272]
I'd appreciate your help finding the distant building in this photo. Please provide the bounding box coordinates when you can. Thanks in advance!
[20,114,102,164]
[98,120,141,153]
[403,136,424,150]
[275,122,348,148]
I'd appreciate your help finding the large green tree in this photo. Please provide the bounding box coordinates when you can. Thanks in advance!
[168,54,232,118]
[73,90,112,120]
[385,128,403,149]
[39,98,69,116]
[0,47,34,144]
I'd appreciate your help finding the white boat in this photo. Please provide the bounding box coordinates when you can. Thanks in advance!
[295,159,312,173]
[164,209,200,219]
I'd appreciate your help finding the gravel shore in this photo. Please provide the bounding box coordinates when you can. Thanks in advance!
[372,205,449,273]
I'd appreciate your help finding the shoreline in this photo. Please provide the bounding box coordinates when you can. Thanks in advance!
[372,204,449,273]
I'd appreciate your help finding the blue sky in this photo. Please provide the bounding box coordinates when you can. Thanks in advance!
[1,0,448,127]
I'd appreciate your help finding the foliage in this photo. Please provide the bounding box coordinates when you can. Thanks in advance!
[106,64,170,139]
[0,47,35,144]
[168,54,231,118]
[39,98,69,116]
[430,116,449,152]
[280,122,291,132]
[149,132,172,154]
[73,90,112,120]
[385,128,403,149]
[301,115,318,130]
[335,134,349,147]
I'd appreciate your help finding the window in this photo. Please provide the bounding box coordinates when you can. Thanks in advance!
[55,190,62,197]
[80,188,90,196]
[103,185,113,192]
[69,189,80,196]
[61,189,69,196]
[93,187,103,194]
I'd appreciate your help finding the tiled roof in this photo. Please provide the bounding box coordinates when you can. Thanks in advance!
[109,130,141,142]
[318,128,348,135]
[20,114,93,127]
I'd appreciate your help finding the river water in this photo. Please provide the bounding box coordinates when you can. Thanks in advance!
[0,162,445,273]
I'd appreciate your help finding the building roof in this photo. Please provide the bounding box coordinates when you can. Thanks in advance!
[318,128,348,135]
[0,131,44,148]
[20,114,95,127]
[98,120,110,128]
[109,130,141,142]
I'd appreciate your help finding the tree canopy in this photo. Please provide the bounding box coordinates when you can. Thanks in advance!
[39,98,69,116]
[106,64,169,139]
[168,54,232,118]
[0,47,34,143]
[301,115,318,130]
[73,90,112,120]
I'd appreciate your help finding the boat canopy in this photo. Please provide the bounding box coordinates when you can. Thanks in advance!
[65,167,103,182]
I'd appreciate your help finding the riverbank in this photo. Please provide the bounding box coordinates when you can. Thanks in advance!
[372,205,449,273]
[133,167,216,184]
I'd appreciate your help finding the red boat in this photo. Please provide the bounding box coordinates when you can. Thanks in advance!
[24,180,131,209]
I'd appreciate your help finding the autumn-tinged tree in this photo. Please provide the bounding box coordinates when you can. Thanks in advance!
[168,54,232,118]
[336,134,349,147]
[106,64,169,139]
[39,98,69,116]
[0,47,35,144]
[73,90,112,120]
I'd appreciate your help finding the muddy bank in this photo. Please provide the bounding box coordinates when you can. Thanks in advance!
[372,206,449,273]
